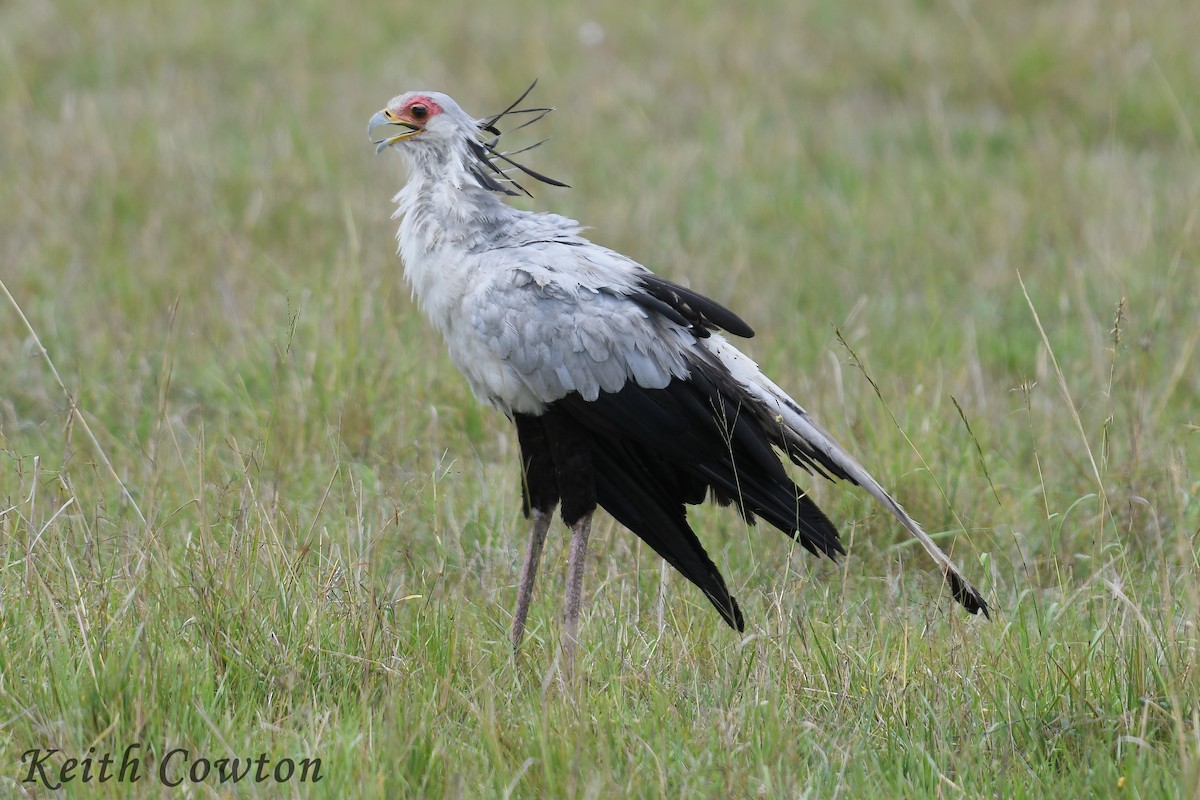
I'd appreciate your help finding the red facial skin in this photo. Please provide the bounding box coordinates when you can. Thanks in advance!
[391,95,444,126]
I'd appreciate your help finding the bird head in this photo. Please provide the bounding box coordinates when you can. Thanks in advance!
[370,82,569,197]
[369,92,469,154]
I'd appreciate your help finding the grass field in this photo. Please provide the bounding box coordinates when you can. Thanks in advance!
[2,0,1199,796]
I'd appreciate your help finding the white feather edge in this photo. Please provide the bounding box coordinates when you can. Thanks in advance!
[705,336,981,602]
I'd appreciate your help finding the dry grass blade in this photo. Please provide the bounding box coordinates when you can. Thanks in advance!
[951,394,1002,507]
[1,277,147,527]
[1016,270,1109,525]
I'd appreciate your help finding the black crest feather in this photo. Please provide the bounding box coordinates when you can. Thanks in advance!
[469,80,570,197]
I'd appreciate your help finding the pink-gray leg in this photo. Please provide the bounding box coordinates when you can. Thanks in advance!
[511,508,553,651]
[562,512,593,666]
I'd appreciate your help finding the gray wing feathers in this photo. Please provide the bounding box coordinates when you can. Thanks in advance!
[470,250,693,403]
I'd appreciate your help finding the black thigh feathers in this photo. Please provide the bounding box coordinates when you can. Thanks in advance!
[513,363,846,632]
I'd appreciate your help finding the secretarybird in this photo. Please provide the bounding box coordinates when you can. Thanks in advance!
[369,84,989,655]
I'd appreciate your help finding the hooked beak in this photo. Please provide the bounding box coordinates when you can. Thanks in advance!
[369,109,422,153]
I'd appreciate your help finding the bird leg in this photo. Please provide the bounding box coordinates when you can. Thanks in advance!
[511,508,553,651]
[562,512,592,666]
[539,409,595,671]
[512,413,560,652]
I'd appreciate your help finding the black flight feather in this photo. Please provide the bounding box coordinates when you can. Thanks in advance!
[635,275,756,338]
[558,367,845,564]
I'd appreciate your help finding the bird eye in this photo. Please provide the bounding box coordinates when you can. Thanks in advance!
[410,103,429,121]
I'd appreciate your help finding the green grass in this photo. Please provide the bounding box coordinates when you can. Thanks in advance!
[2,0,1199,796]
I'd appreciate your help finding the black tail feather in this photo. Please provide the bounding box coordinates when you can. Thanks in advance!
[946,569,991,618]
[589,437,745,631]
